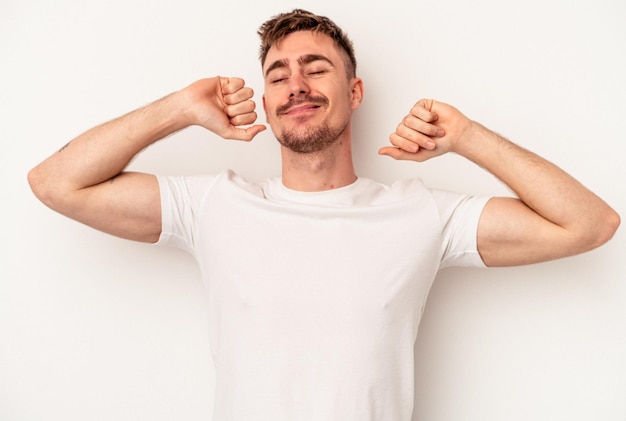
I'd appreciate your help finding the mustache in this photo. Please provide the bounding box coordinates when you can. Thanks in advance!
[276,95,329,115]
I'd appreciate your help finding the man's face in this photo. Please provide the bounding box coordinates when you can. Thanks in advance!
[262,31,361,154]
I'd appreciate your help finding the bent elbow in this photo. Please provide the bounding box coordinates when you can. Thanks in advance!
[28,166,46,201]
[598,207,621,245]
[28,165,59,209]
[583,207,621,252]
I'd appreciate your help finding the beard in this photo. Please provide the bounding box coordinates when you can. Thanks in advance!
[275,95,349,154]
[277,121,348,154]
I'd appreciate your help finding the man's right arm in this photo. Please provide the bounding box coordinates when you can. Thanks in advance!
[28,77,266,243]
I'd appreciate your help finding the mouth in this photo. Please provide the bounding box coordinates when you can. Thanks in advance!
[276,96,329,116]
[282,104,321,116]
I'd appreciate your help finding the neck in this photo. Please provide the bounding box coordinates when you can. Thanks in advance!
[280,135,356,192]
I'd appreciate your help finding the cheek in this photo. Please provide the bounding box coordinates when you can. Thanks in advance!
[330,93,353,117]
[264,104,277,124]
[262,96,275,123]
[263,103,281,129]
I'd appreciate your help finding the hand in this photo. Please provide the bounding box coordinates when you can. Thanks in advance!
[378,98,475,162]
[182,77,266,141]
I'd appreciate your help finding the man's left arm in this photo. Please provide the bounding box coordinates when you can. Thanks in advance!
[379,99,620,267]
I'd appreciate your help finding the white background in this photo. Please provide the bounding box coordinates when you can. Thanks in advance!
[2,0,625,420]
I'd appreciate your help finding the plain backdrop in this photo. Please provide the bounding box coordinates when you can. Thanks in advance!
[2,0,625,420]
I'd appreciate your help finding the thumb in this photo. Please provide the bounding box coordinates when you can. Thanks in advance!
[378,146,439,162]
[223,124,267,142]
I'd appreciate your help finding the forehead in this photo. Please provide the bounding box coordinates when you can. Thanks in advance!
[263,31,340,71]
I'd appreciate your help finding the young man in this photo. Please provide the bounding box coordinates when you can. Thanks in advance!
[28,9,619,421]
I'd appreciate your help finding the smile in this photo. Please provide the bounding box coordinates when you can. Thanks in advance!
[283,104,321,116]
[276,95,329,116]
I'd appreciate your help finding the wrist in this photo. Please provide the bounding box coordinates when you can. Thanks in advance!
[161,89,197,130]
[455,121,510,169]
[129,92,191,148]
[449,120,482,157]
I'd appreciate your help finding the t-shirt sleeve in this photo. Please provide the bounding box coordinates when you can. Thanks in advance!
[431,189,491,268]
[154,174,217,255]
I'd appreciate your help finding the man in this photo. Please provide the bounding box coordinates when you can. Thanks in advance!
[28,8,619,421]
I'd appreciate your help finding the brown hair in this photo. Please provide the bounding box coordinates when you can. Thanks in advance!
[257,9,357,78]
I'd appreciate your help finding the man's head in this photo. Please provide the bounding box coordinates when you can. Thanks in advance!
[258,9,357,79]
[258,10,363,155]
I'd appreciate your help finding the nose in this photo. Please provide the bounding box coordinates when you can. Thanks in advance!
[289,73,310,97]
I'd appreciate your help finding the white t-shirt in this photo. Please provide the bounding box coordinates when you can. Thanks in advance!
[157,169,489,421]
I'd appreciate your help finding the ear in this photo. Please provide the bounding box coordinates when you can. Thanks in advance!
[350,78,364,110]
[262,95,269,123]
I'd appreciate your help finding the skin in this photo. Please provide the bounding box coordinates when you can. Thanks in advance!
[262,31,363,191]
[28,30,620,267]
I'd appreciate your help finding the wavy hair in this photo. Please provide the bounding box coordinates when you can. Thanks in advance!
[258,9,357,78]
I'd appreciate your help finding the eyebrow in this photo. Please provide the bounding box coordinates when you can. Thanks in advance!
[264,54,334,77]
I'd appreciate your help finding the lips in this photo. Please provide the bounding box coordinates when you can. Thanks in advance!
[276,95,329,116]
[283,104,320,115]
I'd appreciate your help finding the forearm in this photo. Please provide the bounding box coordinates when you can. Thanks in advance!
[29,92,188,199]
[461,122,619,243]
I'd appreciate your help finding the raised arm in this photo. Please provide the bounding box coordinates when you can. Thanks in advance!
[379,99,620,267]
[28,77,266,243]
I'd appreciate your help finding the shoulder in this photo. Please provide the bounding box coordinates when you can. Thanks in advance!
[157,169,267,196]
[357,177,431,206]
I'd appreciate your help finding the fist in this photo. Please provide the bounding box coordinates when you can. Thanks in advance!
[379,99,473,162]
[184,77,266,141]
